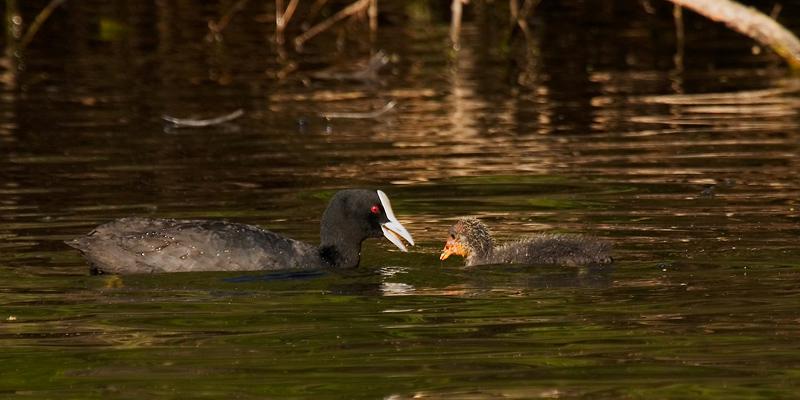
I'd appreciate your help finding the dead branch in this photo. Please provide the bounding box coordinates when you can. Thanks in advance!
[666,0,800,69]
[207,0,250,42]
[673,4,684,71]
[303,0,330,30]
[368,0,378,35]
[309,50,389,82]
[513,0,540,36]
[19,0,65,50]
[275,0,300,45]
[450,0,467,50]
[294,0,370,51]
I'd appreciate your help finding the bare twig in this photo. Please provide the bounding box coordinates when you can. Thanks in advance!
[6,0,22,51]
[310,50,389,82]
[2,0,20,87]
[162,109,245,128]
[640,0,657,14]
[770,3,782,20]
[510,0,519,22]
[673,4,684,71]
[282,0,300,30]
[518,0,540,22]
[294,0,370,51]
[275,61,298,80]
[276,0,300,45]
[319,100,396,119]
[208,0,250,36]
[368,0,378,37]
[276,0,284,44]
[303,0,331,29]
[450,0,465,50]
[19,0,65,50]
[515,0,540,35]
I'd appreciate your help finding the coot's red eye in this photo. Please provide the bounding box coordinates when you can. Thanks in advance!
[370,205,380,215]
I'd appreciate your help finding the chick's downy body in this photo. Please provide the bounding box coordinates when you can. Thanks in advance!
[441,218,612,267]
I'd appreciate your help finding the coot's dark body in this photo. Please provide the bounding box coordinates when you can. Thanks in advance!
[68,218,322,274]
[67,190,414,274]
[440,218,612,267]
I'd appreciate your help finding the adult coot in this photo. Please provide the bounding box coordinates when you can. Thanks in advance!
[67,189,414,274]
[439,218,612,267]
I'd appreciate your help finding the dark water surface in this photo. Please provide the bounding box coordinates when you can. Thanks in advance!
[2,2,800,398]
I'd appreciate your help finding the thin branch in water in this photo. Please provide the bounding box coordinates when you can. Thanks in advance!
[303,0,331,30]
[507,0,537,44]
[368,0,378,40]
[515,0,540,35]
[276,0,300,45]
[450,0,465,51]
[19,0,65,50]
[6,0,22,48]
[640,0,657,14]
[207,0,250,43]
[673,4,684,72]
[310,50,389,82]
[162,109,245,128]
[770,3,782,20]
[294,0,370,51]
[275,61,298,80]
[510,0,519,22]
[319,100,396,119]
[518,0,540,22]
[282,0,300,30]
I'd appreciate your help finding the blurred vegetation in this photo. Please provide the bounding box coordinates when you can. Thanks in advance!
[3,0,800,88]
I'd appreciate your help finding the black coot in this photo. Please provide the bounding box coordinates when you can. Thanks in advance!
[440,218,612,267]
[67,189,414,274]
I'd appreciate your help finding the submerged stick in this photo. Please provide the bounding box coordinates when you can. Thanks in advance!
[319,100,396,119]
[162,109,245,128]
[310,50,389,82]
[666,0,800,69]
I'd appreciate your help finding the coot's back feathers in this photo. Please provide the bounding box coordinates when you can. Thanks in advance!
[67,217,320,274]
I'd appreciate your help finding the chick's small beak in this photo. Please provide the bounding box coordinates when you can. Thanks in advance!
[440,237,465,261]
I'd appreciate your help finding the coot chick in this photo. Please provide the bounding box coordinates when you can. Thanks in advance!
[439,218,612,267]
[67,190,414,274]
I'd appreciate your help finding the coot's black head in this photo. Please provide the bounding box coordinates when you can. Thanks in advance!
[320,189,414,253]
[440,217,494,262]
